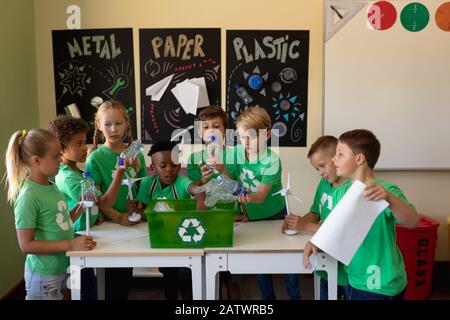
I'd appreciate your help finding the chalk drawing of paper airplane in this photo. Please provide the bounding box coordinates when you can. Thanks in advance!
[171,77,210,116]
[145,73,174,101]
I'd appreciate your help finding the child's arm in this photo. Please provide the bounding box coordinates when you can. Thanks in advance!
[98,206,133,226]
[283,213,321,233]
[68,203,84,223]
[363,183,419,228]
[188,183,208,210]
[238,183,272,204]
[303,241,319,269]
[16,229,96,254]
[96,164,126,208]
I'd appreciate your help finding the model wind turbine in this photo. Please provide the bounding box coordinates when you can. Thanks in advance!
[122,177,145,222]
[272,172,302,235]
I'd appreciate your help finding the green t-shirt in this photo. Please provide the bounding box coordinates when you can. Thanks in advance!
[14,179,74,275]
[234,145,285,220]
[310,178,352,286]
[137,175,192,205]
[55,163,101,233]
[86,145,147,214]
[187,147,238,183]
[343,179,414,296]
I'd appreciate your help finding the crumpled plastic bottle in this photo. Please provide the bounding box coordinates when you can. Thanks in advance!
[153,200,175,212]
[192,175,246,207]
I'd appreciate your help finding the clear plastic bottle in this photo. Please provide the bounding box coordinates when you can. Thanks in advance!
[120,140,144,162]
[234,84,254,105]
[81,172,96,208]
[215,175,246,196]
[205,135,221,166]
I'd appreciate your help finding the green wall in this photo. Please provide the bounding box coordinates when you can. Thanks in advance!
[0,0,38,298]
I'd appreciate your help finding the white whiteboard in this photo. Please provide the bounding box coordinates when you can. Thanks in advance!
[324,0,450,170]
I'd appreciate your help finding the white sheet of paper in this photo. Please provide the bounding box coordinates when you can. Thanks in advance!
[171,77,210,115]
[76,221,148,244]
[310,180,389,266]
[145,73,174,101]
[171,79,199,115]
[187,77,210,109]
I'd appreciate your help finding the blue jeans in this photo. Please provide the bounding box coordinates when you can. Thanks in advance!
[345,285,405,300]
[319,277,346,300]
[254,208,301,300]
[24,265,67,300]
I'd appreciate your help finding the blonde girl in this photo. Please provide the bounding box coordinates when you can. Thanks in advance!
[5,128,95,300]
[86,100,147,300]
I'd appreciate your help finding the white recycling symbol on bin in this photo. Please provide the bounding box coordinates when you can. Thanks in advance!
[177,218,206,244]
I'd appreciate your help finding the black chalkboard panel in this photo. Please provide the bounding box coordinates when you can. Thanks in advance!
[226,30,309,147]
[139,28,221,143]
[52,28,136,143]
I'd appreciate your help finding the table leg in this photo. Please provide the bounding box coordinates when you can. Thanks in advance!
[69,257,82,300]
[314,271,321,300]
[205,253,226,300]
[190,256,203,300]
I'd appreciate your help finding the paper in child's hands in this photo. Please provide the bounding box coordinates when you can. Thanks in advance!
[310,180,388,265]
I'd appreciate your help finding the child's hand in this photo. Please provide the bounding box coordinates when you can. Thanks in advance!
[233,214,249,223]
[69,236,96,251]
[117,157,132,172]
[199,163,215,182]
[238,191,253,203]
[363,183,390,202]
[126,199,138,214]
[95,215,104,225]
[196,201,208,211]
[116,213,142,226]
[284,214,305,231]
[303,241,319,269]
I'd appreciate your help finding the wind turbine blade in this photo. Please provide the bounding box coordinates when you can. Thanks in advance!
[292,195,303,203]
[272,190,282,196]
[287,173,291,189]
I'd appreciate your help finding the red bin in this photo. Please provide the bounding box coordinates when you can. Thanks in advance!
[396,215,440,300]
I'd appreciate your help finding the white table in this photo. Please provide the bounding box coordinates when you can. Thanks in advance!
[204,220,338,300]
[67,222,204,300]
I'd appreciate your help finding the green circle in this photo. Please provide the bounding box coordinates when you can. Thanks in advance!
[400,2,430,32]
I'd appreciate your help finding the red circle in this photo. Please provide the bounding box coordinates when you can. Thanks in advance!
[368,1,397,30]
[436,2,450,32]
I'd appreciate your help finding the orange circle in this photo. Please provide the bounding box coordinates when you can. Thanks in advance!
[436,2,450,31]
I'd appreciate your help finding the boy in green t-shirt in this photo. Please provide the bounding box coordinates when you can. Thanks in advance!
[304,129,419,300]
[49,115,129,300]
[137,141,206,300]
[187,105,237,185]
[234,106,301,300]
[283,135,351,300]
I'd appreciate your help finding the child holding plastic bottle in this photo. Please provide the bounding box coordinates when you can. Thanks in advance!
[187,105,237,185]
[86,100,147,300]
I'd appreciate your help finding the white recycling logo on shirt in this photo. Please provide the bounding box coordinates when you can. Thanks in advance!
[177,218,206,244]
[56,200,72,231]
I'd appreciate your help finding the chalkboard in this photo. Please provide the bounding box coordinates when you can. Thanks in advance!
[226,30,309,147]
[324,0,450,169]
[52,28,137,142]
[139,28,221,143]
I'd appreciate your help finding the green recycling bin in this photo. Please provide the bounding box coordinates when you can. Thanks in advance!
[145,199,237,248]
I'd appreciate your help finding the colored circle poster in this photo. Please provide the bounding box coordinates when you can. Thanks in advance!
[368,1,397,30]
[400,2,430,32]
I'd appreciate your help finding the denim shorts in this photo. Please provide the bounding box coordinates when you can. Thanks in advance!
[24,265,68,300]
